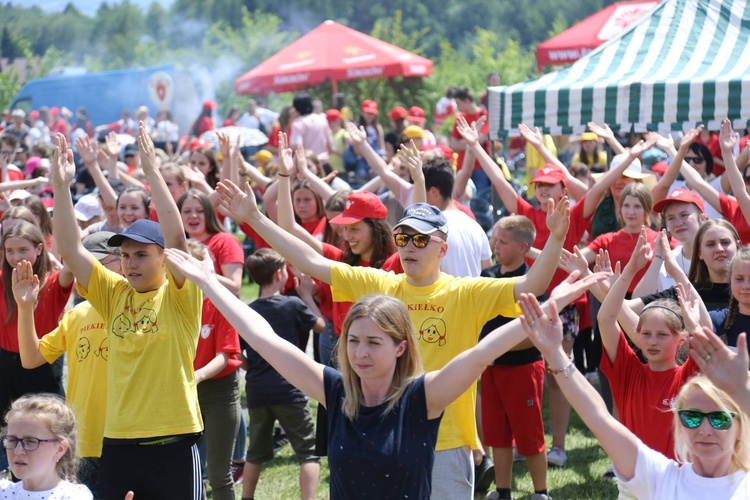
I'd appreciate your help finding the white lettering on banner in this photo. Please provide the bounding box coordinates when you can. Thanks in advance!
[409,65,428,74]
[547,48,593,62]
[273,73,310,85]
[346,67,384,78]
[343,54,376,64]
[279,59,315,71]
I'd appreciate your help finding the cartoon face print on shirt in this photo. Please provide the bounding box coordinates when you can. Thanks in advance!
[95,337,109,361]
[419,318,447,346]
[111,306,159,337]
[134,309,159,334]
[76,337,91,361]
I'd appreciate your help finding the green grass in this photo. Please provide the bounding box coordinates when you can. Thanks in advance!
[231,280,617,499]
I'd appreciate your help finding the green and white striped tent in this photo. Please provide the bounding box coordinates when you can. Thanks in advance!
[487,0,750,139]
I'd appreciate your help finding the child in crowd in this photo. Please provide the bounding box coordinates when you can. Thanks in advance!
[240,248,324,500]
[710,247,750,355]
[1,394,92,498]
[480,216,550,500]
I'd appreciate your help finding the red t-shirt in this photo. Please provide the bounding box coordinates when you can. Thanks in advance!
[239,222,271,251]
[451,109,490,171]
[696,132,724,176]
[719,194,750,244]
[600,331,698,459]
[587,227,662,293]
[516,194,592,292]
[0,272,73,352]
[193,299,241,379]
[323,243,403,334]
[203,232,245,277]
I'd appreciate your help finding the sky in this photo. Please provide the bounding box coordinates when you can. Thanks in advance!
[11,0,175,16]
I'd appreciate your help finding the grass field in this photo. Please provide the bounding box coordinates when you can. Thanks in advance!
[233,282,619,499]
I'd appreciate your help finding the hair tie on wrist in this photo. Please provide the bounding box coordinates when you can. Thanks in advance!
[278,173,290,178]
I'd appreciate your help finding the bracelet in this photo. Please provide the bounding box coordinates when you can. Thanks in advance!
[547,360,576,378]
[278,173,290,178]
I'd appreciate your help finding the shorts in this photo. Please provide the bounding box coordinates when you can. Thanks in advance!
[560,303,580,341]
[246,400,319,464]
[481,361,546,456]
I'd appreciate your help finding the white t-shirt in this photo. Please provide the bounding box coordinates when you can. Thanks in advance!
[615,440,747,499]
[0,479,92,499]
[440,209,491,278]
[656,245,692,292]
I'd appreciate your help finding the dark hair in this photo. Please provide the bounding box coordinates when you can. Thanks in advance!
[2,221,50,323]
[22,195,53,239]
[688,142,714,176]
[333,93,347,111]
[116,185,151,215]
[245,248,285,286]
[191,148,218,189]
[323,189,351,246]
[423,156,455,200]
[453,86,474,103]
[579,139,602,167]
[177,189,225,236]
[445,86,457,99]
[293,93,313,116]
[342,218,396,269]
[189,107,213,137]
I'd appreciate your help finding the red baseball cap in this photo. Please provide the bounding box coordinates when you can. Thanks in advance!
[388,106,407,121]
[49,106,60,116]
[202,100,218,110]
[407,106,426,124]
[421,144,455,161]
[530,164,568,186]
[329,191,387,225]
[189,138,211,151]
[361,99,379,114]
[652,188,705,213]
[325,109,342,123]
[29,110,39,119]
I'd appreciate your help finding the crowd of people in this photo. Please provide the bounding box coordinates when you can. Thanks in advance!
[0,79,748,500]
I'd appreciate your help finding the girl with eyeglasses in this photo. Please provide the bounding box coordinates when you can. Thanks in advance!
[1,394,92,498]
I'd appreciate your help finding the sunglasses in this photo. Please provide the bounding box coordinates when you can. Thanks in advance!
[393,233,444,248]
[677,409,737,430]
[684,156,705,164]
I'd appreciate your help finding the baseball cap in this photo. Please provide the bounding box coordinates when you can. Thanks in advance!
[83,231,120,260]
[74,193,104,221]
[651,161,668,177]
[652,189,706,214]
[49,106,60,116]
[388,106,407,121]
[421,144,455,161]
[329,192,387,225]
[530,164,568,186]
[407,106,426,124]
[361,99,379,114]
[251,150,272,163]
[202,100,218,110]
[108,219,165,248]
[580,132,598,142]
[29,110,39,119]
[591,154,649,181]
[24,157,42,177]
[8,189,31,202]
[123,143,138,158]
[402,125,426,140]
[11,109,25,119]
[189,138,211,151]
[394,203,449,235]
[325,109,342,123]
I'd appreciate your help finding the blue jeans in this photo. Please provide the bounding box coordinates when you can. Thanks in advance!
[318,318,338,367]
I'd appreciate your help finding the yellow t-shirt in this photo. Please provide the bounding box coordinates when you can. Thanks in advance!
[330,262,518,451]
[571,150,608,168]
[39,301,107,457]
[80,261,203,439]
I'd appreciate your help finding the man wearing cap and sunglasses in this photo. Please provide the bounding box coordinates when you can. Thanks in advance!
[216,169,570,498]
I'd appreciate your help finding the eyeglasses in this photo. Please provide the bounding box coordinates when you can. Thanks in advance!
[393,233,444,248]
[100,257,121,266]
[677,410,737,430]
[2,435,60,451]
[684,156,705,164]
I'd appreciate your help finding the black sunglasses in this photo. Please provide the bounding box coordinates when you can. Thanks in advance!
[684,156,705,164]
[393,233,444,249]
[677,410,737,430]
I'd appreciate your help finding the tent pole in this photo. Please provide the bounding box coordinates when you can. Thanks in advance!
[331,80,339,101]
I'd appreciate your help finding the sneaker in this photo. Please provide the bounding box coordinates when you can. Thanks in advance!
[474,454,495,494]
[547,446,567,467]
[231,462,244,483]
[485,491,501,500]
[513,446,526,462]
[531,494,552,500]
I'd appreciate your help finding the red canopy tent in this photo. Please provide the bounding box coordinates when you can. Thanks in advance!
[235,20,433,96]
[536,0,658,72]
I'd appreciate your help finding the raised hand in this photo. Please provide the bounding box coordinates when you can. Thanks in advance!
[76,136,98,165]
[105,131,122,158]
[455,115,479,146]
[644,131,674,152]
[548,270,612,309]
[519,294,563,357]
[294,145,310,178]
[52,133,75,187]
[345,121,366,145]
[586,122,615,142]
[217,132,230,159]
[719,118,738,152]
[690,327,749,397]
[676,283,700,332]
[627,227,652,272]
[278,132,293,176]
[559,246,590,275]
[164,247,215,284]
[216,180,260,222]
[398,140,424,183]
[593,249,620,295]
[11,260,39,307]
[628,137,657,158]
[678,125,704,152]
[137,122,156,173]
[546,196,570,240]
[518,123,543,148]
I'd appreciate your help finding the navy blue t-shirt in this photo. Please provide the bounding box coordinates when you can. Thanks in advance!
[243,295,318,408]
[323,366,441,499]
[709,308,750,355]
